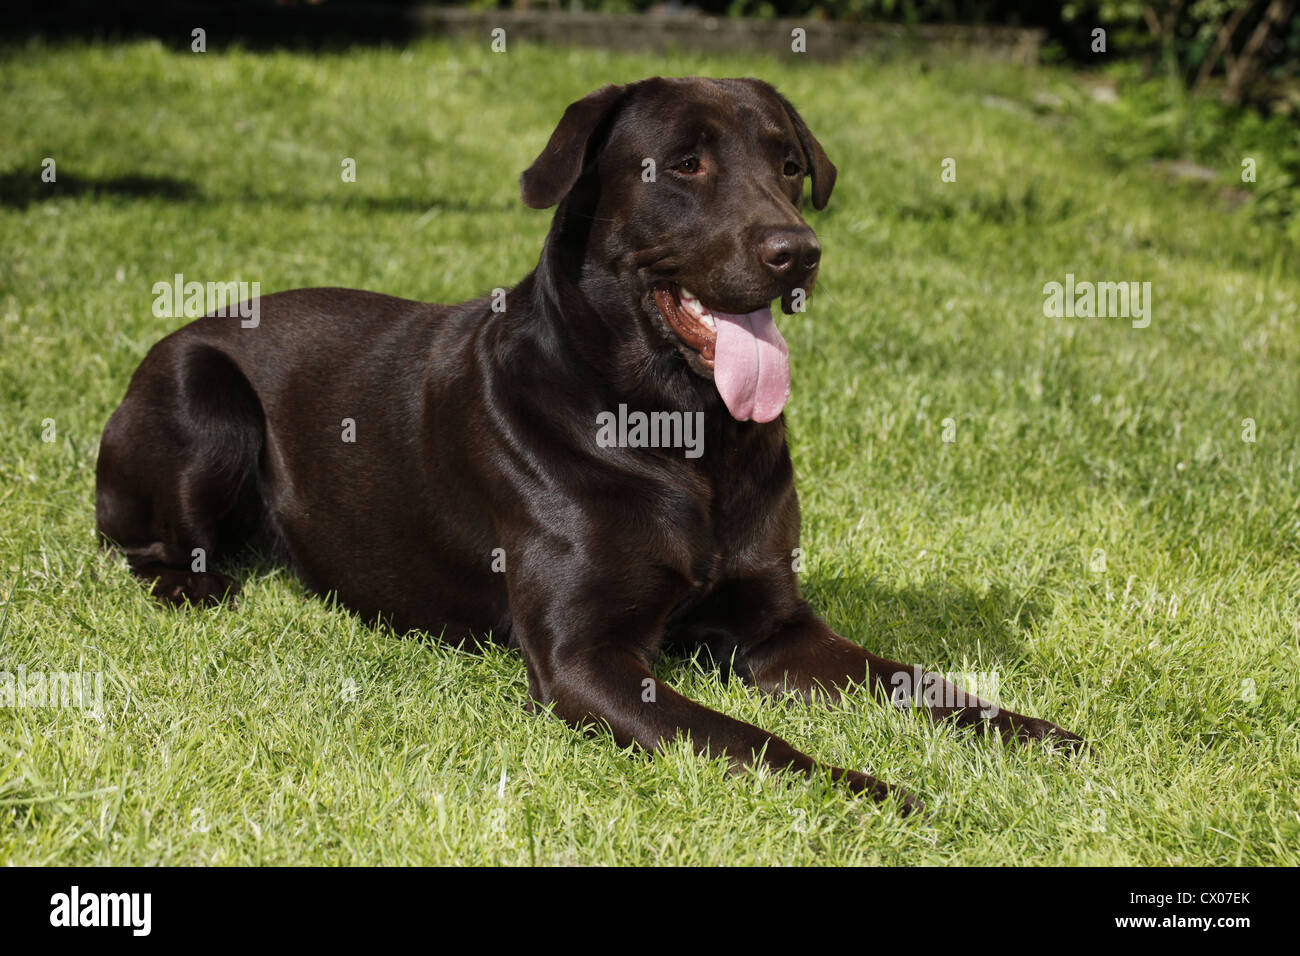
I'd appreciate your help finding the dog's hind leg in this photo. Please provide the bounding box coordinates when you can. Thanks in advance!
[96,339,264,607]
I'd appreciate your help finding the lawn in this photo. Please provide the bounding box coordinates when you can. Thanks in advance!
[1,36,1297,866]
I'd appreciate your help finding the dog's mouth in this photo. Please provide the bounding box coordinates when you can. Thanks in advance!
[653,284,718,366]
[652,283,791,424]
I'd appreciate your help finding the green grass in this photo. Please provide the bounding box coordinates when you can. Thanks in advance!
[2,37,1298,865]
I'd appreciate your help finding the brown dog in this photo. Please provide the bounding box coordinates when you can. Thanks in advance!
[97,77,1081,813]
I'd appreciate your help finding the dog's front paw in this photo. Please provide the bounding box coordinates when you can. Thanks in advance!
[839,768,926,817]
[1004,715,1088,754]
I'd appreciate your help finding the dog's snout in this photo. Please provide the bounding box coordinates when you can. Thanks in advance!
[759,228,821,284]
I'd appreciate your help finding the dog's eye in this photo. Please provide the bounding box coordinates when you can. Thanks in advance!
[673,156,702,175]
[783,160,802,177]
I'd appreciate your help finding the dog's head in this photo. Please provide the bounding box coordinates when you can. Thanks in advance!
[521,77,836,423]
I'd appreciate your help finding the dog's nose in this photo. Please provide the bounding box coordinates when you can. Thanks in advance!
[759,228,821,285]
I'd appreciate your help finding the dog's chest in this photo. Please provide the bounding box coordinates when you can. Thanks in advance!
[686,425,798,581]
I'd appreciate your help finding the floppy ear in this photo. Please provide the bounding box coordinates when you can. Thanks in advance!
[776,92,837,211]
[520,84,627,210]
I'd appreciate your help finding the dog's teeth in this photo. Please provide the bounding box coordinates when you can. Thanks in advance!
[675,288,715,332]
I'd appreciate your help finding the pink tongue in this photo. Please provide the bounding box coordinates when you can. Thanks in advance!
[712,305,791,423]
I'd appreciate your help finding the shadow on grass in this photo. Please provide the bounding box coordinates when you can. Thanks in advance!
[801,574,1049,666]
[658,575,1050,687]
[0,166,509,215]
[0,168,197,208]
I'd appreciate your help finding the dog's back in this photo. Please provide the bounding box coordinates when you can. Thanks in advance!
[96,286,512,640]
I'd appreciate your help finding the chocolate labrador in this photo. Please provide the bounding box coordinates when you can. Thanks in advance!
[97,77,1081,813]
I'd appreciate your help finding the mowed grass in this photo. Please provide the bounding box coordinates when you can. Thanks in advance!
[1,37,1298,866]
